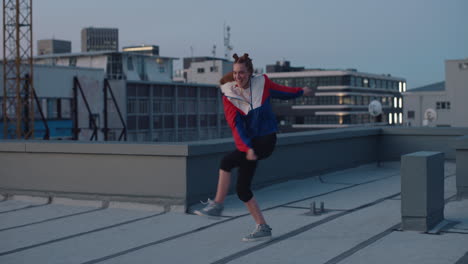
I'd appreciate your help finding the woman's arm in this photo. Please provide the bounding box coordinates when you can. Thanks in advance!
[264,75,315,99]
[223,96,252,152]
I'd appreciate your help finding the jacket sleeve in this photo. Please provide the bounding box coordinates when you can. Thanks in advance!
[264,74,304,100]
[223,96,252,152]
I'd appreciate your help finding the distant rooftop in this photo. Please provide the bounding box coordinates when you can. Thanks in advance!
[34,51,178,60]
[408,81,445,92]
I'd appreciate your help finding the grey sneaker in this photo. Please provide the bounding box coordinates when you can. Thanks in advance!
[242,224,272,242]
[193,198,224,218]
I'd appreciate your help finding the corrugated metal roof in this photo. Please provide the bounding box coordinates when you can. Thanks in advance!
[409,81,445,92]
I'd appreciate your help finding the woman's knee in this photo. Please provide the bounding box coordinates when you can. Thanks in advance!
[236,185,253,202]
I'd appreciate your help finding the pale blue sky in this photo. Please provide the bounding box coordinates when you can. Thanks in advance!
[9,0,468,88]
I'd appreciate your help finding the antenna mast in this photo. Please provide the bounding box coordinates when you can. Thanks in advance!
[223,24,233,59]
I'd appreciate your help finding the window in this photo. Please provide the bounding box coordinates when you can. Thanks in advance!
[408,111,415,119]
[399,98,402,108]
[127,56,134,71]
[69,57,77,67]
[197,68,205,73]
[47,99,59,119]
[159,66,165,73]
[436,101,451,110]
[127,99,137,114]
[388,113,393,124]
[210,66,218,72]
[459,63,468,70]
[139,99,149,114]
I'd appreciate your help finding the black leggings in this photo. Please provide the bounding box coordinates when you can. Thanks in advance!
[220,133,277,202]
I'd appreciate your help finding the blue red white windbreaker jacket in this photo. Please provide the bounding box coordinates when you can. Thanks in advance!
[221,74,304,152]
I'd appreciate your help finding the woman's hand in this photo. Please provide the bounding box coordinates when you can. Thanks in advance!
[302,86,315,96]
[246,148,258,161]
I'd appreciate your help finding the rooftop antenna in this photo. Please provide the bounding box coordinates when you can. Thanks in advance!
[190,45,194,63]
[212,44,216,68]
[223,23,233,59]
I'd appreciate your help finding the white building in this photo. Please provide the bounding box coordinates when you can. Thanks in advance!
[34,51,176,82]
[182,57,233,85]
[404,58,468,127]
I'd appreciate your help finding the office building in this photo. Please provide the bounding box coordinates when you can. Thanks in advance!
[266,66,406,131]
[81,27,119,52]
[266,60,305,73]
[37,39,72,55]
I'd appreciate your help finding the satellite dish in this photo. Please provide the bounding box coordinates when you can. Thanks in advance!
[368,100,383,117]
[423,108,437,126]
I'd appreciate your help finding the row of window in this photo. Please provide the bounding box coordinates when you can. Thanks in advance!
[127,114,224,130]
[0,98,73,120]
[127,84,219,98]
[273,95,403,108]
[271,75,406,91]
[436,101,451,110]
[197,66,219,73]
[127,99,219,114]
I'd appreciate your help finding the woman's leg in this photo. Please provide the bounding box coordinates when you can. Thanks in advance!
[214,169,231,204]
[216,150,245,204]
[245,197,267,224]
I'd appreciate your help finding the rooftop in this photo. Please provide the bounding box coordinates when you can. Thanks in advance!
[0,161,467,264]
[407,81,445,92]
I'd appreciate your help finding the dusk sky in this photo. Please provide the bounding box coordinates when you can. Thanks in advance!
[5,0,468,89]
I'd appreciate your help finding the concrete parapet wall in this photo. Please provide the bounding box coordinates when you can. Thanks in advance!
[1,127,467,209]
[380,127,468,160]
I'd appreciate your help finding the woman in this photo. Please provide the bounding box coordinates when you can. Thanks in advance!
[195,53,314,241]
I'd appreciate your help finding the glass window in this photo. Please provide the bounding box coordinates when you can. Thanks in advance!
[153,116,163,129]
[128,116,137,130]
[163,86,175,97]
[127,99,137,114]
[137,86,149,97]
[153,86,163,97]
[363,78,369,87]
[188,115,197,127]
[127,56,134,71]
[127,85,137,97]
[61,99,71,119]
[139,99,149,114]
[408,111,415,119]
[197,68,205,73]
[178,115,187,128]
[164,116,175,128]
[138,116,149,129]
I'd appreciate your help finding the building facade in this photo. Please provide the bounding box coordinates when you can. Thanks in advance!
[37,39,72,55]
[34,51,175,82]
[403,58,468,127]
[267,69,406,131]
[0,64,106,140]
[81,27,119,52]
[125,81,229,142]
[181,57,233,85]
